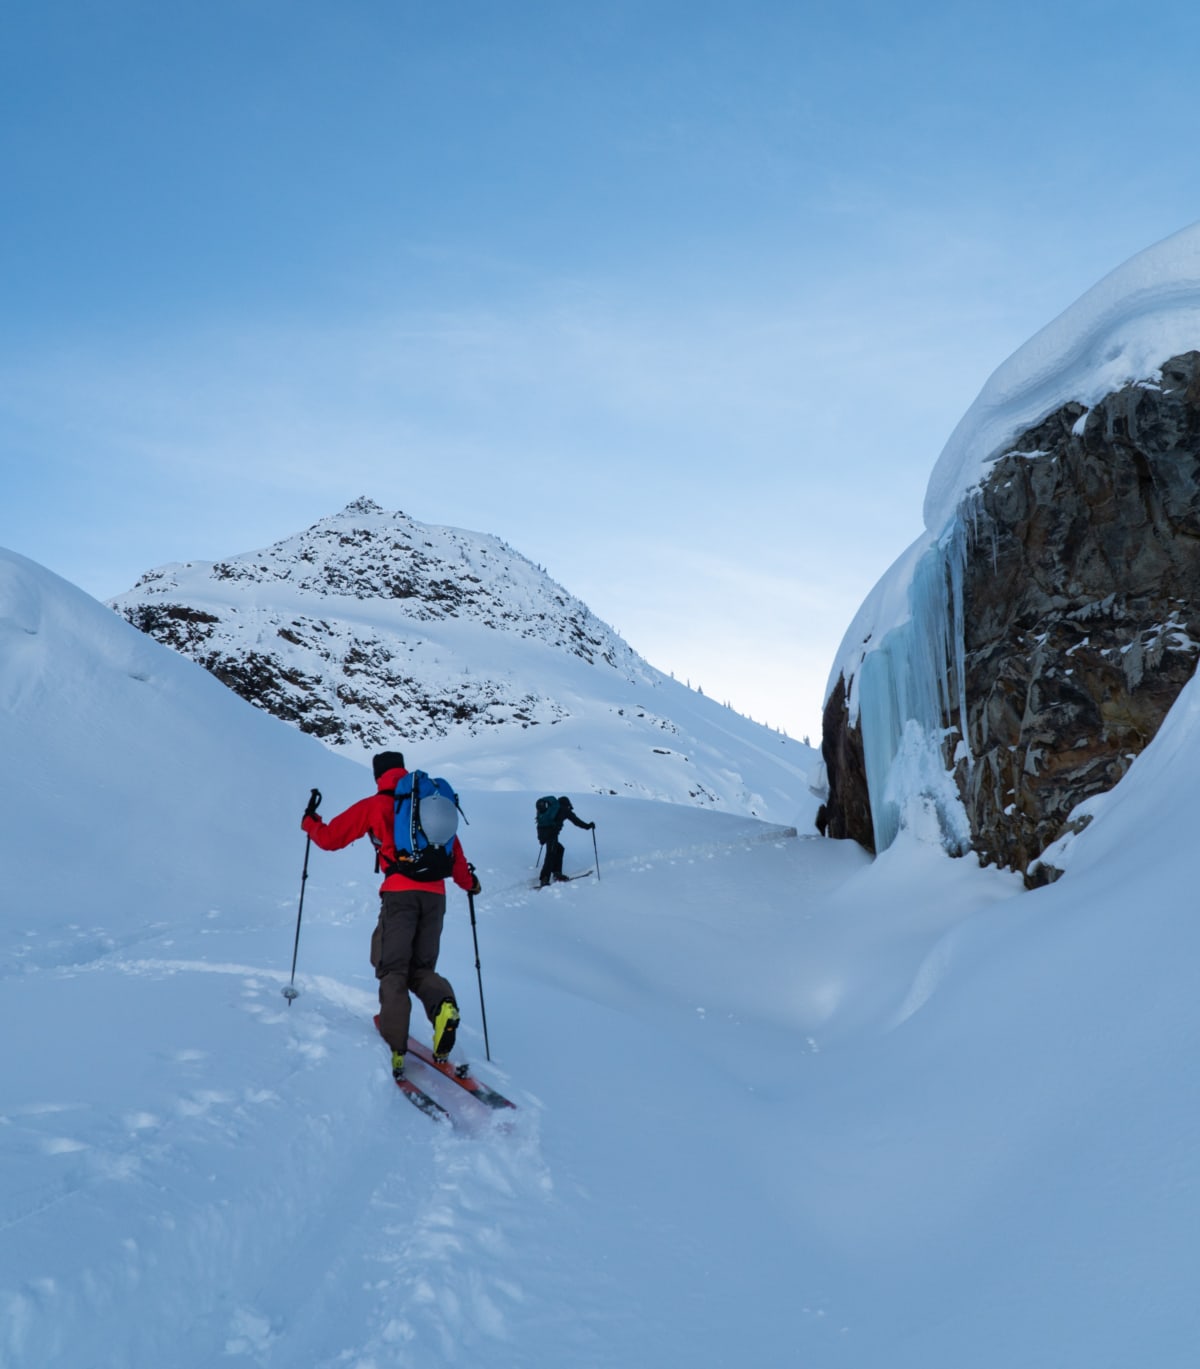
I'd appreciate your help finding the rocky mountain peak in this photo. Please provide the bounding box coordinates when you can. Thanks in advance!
[110,500,646,753]
[130,498,628,664]
[107,501,814,825]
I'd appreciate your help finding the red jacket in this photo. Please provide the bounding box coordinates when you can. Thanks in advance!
[301,766,473,895]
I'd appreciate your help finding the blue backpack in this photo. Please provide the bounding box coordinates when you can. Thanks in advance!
[388,771,463,882]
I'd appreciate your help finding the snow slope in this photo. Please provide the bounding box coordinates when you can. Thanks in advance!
[4,546,1200,1367]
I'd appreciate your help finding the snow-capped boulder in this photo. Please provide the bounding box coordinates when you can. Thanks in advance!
[823,225,1200,881]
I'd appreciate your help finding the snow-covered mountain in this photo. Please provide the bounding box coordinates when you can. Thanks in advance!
[822,223,1200,876]
[109,497,810,826]
[7,509,1200,1365]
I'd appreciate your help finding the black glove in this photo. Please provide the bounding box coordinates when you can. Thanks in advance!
[303,788,322,821]
[469,874,482,896]
[587,822,596,830]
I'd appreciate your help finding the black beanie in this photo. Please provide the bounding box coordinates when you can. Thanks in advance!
[373,750,405,779]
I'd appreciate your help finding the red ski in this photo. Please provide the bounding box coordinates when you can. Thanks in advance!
[374,1016,451,1124]
[406,1036,517,1111]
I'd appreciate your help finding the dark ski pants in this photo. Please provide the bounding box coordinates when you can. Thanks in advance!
[371,889,455,1054]
[538,833,565,883]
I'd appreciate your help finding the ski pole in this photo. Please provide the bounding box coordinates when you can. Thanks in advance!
[535,842,544,869]
[466,864,492,1061]
[591,824,601,881]
[283,789,320,1003]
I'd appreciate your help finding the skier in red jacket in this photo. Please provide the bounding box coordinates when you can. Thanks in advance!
[301,750,480,1079]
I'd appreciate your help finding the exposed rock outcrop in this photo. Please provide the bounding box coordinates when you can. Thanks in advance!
[820,675,873,846]
[824,352,1200,883]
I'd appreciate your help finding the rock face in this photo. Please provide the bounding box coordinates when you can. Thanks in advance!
[819,675,871,844]
[824,352,1200,882]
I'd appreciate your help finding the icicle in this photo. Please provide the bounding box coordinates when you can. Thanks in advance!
[856,498,976,855]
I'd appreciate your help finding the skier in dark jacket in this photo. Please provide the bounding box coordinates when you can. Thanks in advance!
[301,750,480,1079]
[536,795,595,887]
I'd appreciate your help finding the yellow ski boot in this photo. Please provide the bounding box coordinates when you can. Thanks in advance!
[432,1000,460,1062]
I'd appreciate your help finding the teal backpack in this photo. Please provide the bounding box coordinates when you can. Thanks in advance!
[535,795,562,833]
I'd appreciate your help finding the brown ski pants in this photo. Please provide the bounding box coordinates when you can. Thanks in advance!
[370,889,455,1054]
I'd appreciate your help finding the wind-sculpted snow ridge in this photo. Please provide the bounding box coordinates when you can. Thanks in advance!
[924,221,1200,535]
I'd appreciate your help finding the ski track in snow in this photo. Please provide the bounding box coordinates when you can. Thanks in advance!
[216,1093,557,1368]
[0,823,825,1369]
[0,955,569,1369]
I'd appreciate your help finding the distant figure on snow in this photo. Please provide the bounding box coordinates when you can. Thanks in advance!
[301,750,480,1080]
[535,794,595,886]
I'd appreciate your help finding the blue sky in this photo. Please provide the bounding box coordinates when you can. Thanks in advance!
[3,1,1199,740]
